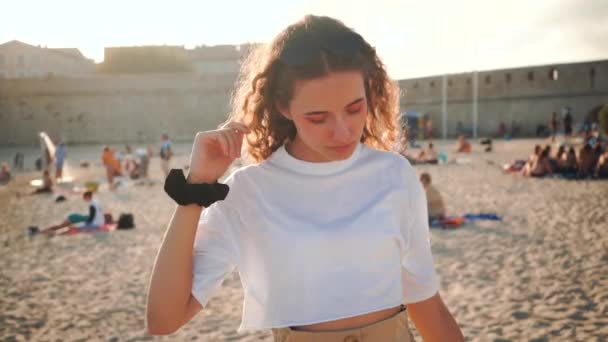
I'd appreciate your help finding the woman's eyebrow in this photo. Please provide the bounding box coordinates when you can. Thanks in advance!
[303,97,365,115]
[345,98,365,108]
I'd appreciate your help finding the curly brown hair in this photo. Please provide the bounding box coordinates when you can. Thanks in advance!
[228,15,401,162]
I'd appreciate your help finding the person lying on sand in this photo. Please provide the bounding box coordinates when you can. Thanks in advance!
[30,191,104,235]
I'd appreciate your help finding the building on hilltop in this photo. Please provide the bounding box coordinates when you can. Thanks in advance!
[0,40,95,79]
[98,43,262,75]
[98,45,193,74]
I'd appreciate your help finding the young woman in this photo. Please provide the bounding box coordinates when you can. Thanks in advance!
[527,147,553,178]
[147,15,463,341]
[563,146,579,177]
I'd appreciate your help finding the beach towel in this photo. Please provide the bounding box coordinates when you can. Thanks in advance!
[63,223,118,235]
[430,213,502,229]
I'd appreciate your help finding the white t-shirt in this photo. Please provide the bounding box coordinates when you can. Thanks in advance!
[78,199,104,228]
[192,143,438,331]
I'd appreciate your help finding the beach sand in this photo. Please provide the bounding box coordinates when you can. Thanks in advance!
[1,138,607,341]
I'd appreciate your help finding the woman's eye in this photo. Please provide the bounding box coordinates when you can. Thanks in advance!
[307,114,326,124]
[347,103,364,114]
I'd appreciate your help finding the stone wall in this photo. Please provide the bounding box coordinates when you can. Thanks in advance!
[399,59,608,137]
[0,73,236,145]
[1,59,607,146]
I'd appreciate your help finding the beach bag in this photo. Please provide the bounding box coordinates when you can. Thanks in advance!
[117,213,135,229]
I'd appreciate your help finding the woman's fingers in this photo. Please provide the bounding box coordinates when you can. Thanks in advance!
[224,130,238,158]
[235,132,244,157]
[218,123,247,158]
[194,122,247,159]
[214,131,230,157]
[221,121,250,134]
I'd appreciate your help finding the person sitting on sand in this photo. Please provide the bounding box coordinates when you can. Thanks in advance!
[422,142,438,164]
[102,146,123,188]
[31,170,53,194]
[524,147,552,177]
[0,162,11,185]
[594,148,608,178]
[455,135,471,153]
[420,173,446,221]
[577,144,594,179]
[521,145,541,176]
[123,145,137,175]
[543,145,560,172]
[414,142,438,164]
[33,191,104,235]
[554,145,566,173]
[122,145,147,180]
[591,144,603,171]
[562,147,578,176]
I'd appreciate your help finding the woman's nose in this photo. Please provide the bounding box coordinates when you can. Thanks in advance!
[331,119,351,142]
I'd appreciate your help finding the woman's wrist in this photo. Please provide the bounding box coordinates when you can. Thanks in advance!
[186,173,217,184]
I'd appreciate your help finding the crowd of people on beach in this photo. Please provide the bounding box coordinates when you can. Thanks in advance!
[101,143,156,188]
[397,135,474,165]
[0,132,174,235]
[515,142,608,179]
[1,133,173,189]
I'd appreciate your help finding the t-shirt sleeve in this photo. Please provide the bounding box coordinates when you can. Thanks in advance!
[191,188,240,307]
[400,162,439,304]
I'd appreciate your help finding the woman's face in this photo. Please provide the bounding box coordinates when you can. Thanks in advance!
[279,71,368,162]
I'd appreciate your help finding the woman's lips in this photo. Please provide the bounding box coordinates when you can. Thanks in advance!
[329,142,355,153]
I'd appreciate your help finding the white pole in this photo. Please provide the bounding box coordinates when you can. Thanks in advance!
[472,71,478,139]
[442,74,447,140]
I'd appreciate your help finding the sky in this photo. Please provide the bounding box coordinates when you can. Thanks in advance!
[1,0,607,79]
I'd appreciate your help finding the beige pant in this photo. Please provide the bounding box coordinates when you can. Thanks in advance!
[271,305,414,342]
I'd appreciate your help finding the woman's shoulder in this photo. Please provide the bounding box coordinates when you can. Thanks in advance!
[361,146,416,173]
[221,160,274,191]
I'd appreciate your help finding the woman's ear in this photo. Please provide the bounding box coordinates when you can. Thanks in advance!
[275,101,292,120]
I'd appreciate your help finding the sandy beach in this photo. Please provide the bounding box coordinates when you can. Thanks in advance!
[1,138,607,341]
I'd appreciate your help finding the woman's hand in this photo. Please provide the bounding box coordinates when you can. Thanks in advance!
[187,122,249,183]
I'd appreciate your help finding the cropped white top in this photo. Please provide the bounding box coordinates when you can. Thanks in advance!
[191,143,438,331]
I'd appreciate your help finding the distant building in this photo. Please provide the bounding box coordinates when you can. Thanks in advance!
[188,44,243,74]
[0,40,95,79]
[99,45,193,74]
[98,43,261,75]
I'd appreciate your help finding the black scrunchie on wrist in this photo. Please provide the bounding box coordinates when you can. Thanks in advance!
[164,169,229,207]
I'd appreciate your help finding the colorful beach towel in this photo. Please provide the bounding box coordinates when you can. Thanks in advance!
[63,223,117,235]
[430,213,502,229]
